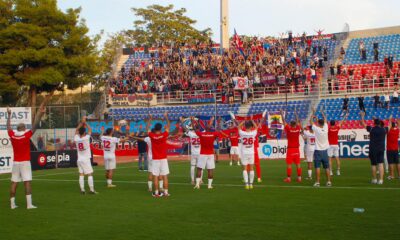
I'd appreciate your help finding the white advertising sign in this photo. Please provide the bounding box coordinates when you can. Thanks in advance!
[259,139,305,159]
[0,107,32,174]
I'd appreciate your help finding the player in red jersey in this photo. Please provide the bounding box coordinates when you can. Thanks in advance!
[254,120,269,182]
[7,101,48,209]
[191,117,222,189]
[147,112,171,197]
[228,125,240,166]
[328,114,347,176]
[281,110,303,183]
[386,116,400,180]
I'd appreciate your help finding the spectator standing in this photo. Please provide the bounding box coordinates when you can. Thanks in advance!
[393,87,399,104]
[137,134,149,171]
[373,93,382,108]
[342,95,349,114]
[384,92,390,109]
[358,95,366,113]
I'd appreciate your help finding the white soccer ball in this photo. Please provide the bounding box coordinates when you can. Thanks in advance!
[118,120,128,126]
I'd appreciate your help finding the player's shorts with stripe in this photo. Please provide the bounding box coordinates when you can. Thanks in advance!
[230,146,239,155]
[104,157,116,170]
[286,148,300,165]
[77,160,94,175]
[197,154,215,170]
[152,159,169,176]
[11,161,32,182]
[241,154,255,166]
[191,154,200,166]
[328,145,339,158]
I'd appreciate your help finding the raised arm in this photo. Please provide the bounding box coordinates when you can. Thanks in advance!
[309,108,315,126]
[388,115,393,130]
[339,113,348,128]
[32,93,53,134]
[6,107,11,131]
[294,111,302,129]
[85,119,92,135]
[360,111,366,128]
[321,110,327,124]
[145,114,152,133]
[164,111,170,132]
[280,109,286,126]
[75,121,84,135]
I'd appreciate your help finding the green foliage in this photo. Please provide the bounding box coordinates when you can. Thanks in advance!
[0,0,100,104]
[127,4,212,46]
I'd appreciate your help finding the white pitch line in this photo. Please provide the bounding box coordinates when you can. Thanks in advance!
[30,178,400,191]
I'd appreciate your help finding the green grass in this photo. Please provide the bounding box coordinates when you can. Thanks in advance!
[0,159,399,240]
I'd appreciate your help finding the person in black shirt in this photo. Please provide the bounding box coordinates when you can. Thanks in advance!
[360,112,386,184]
[358,95,366,113]
[342,95,349,114]
[373,93,381,108]
[137,132,148,171]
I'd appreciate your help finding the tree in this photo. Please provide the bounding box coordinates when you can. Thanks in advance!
[99,31,130,74]
[127,4,212,46]
[0,0,100,113]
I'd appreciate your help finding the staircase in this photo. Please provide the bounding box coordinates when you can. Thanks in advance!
[114,54,129,78]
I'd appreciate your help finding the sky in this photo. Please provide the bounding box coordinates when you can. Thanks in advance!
[58,0,400,43]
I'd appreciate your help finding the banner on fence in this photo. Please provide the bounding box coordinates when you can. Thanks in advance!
[0,107,32,174]
[108,94,157,106]
[233,77,249,90]
[261,74,276,85]
[191,76,219,85]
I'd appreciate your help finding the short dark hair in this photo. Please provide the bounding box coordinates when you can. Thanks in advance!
[78,127,86,135]
[105,128,113,135]
[154,123,162,131]
[391,122,396,128]
[330,120,336,126]
[373,118,380,126]
[290,120,296,126]
[318,119,325,126]
[244,121,253,129]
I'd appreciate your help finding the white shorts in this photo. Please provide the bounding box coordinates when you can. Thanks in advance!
[104,157,116,170]
[148,158,153,173]
[11,161,32,182]
[306,149,315,162]
[197,154,215,170]
[152,159,169,176]
[328,145,339,158]
[230,146,239,155]
[241,154,255,166]
[77,161,94,175]
[191,154,200,166]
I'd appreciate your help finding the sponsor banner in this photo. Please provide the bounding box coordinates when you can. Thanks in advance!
[108,93,157,106]
[188,94,215,103]
[0,107,32,130]
[339,141,369,158]
[259,140,305,159]
[30,150,78,171]
[261,74,276,85]
[338,129,370,142]
[191,77,219,85]
[0,108,32,174]
[233,77,249,90]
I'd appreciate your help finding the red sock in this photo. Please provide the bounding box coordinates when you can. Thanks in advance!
[255,152,261,178]
[287,168,292,178]
[297,167,302,177]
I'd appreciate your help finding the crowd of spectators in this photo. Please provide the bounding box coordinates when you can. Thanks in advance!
[108,33,334,101]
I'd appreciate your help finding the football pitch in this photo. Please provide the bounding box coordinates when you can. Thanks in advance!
[0,159,399,240]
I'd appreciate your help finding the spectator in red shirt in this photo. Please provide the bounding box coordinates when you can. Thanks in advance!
[385,116,400,179]
[7,101,48,210]
[281,110,303,183]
